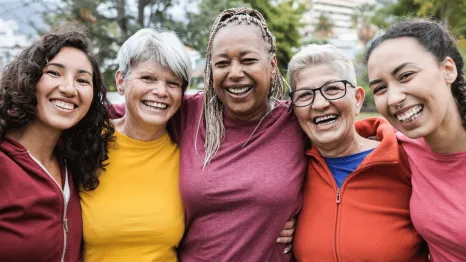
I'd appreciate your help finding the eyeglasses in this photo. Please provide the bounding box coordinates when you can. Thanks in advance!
[289,80,355,107]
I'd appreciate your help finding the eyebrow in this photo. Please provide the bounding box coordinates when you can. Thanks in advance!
[368,62,414,87]
[213,50,258,59]
[47,62,93,77]
[299,79,340,89]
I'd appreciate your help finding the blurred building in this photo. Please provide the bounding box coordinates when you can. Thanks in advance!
[301,0,376,59]
[0,19,31,68]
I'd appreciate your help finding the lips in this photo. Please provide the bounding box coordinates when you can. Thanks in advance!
[142,100,168,109]
[225,85,253,96]
[313,114,339,125]
[395,105,423,123]
[50,99,76,110]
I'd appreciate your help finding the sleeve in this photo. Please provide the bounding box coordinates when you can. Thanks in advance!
[107,103,125,119]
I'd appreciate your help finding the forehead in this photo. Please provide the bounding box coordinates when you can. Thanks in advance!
[130,60,180,79]
[211,24,268,56]
[367,37,436,76]
[296,64,341,89]
[49,47,93,72]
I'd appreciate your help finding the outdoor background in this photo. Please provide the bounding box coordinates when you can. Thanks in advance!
[1,0,466,118]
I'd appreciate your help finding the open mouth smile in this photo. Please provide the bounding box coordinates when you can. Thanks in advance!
[313,114,339,126]
[142,100,168,110]
[226,86,253,96]
[50,99,77,110]
[395,105,423,123]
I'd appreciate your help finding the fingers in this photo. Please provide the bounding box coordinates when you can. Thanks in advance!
[279,227,295,238]
[283,218,296,230]
[276,236,293,244]
[284,244,292,254]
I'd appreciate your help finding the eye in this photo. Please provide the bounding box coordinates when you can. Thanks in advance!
[399,72,416,82]
[214,61,230,67]
[241,58,257,64]
[296,91,314,101]
[373,85,387,94]
[46,70,60,77]
[167,81,182,88]
[77,78,91,85]
[139,76,155,83]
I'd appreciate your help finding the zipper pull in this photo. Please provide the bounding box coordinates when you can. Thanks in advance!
[64,218,68,232]
[336,189,341,204]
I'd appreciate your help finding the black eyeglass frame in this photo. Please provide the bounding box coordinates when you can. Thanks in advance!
[289,80,356,107]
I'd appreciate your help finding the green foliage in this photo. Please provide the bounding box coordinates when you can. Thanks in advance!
[245,0,305,74]
[373,0,466,38]
[173,0,248,56]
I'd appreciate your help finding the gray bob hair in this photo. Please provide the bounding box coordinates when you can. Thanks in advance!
[117,28,192,87]
[287,44,357,90]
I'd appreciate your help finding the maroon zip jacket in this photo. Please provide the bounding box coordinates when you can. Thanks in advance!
[0,137,82,262]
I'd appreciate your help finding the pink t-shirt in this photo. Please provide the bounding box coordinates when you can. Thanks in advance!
[397,131,466,261]
[178,94,308,262]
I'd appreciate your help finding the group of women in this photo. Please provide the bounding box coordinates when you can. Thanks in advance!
[0,7,464,262]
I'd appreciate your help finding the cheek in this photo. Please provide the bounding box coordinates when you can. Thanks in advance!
[170,89,183,109]
[294,107,311,124]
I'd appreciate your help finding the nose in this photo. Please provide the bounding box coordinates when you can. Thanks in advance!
[57,76,78,97]
[386,84,406,109]
[311,89,330,110]
[151,81,168,97]
[228,60,244,81]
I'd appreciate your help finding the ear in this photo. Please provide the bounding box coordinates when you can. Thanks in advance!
[270,55,278,80]
[115,70,125,95]
[442,56,458,84]
[353,86,366,116]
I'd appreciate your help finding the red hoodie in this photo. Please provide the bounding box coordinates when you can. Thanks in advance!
[293,118,429,262]
[0,137,82,262]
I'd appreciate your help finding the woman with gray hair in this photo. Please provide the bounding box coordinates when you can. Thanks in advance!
[288,44,428,261]
[80,28,191,261]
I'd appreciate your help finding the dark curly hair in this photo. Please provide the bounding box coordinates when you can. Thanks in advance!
[366,19,466,130]
[0,27,114,190]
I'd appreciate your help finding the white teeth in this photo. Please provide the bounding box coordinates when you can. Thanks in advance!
[314,114,338,125]
[319,119,336,126]
[227,86,252,94]
[396,105,423,122]
[51,100,74,110]
[143,101,167,109]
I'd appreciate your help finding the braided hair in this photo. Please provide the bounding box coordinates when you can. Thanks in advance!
[200,7,287,168]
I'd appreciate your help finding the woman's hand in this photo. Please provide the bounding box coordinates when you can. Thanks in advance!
[277,217,296,254]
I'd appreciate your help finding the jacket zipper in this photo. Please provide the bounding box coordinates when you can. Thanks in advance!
[331,162,397,262]
[28,153,70,262]
[334,187,341,262]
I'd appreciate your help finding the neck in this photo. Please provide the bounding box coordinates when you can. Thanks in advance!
[316,129,376,158]
[225,100,271,121]
[7,121,62,164]
[114,115,166,141]
[424,105,466,153]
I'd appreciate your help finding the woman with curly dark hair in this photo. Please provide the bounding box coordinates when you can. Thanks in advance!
[366,19,466,261]
[0,28,113,262]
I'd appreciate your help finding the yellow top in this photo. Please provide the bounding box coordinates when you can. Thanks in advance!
[80,130,184,262]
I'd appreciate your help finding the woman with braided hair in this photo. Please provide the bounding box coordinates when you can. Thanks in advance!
[177,7,307,261]
[366,19,466,260]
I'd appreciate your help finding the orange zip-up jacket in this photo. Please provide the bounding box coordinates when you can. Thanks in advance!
[293,118,429,262]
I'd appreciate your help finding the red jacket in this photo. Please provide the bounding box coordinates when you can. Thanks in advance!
[293,118,428,261]
[0,137,82,262]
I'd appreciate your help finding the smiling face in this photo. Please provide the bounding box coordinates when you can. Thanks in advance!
[116,60,183,131]
[34,47,94,132]
[292,64,364,149]
[367,37,458,139]
[211,24,276,120]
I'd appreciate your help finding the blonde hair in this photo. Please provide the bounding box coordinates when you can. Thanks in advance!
[200,7,287,168]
